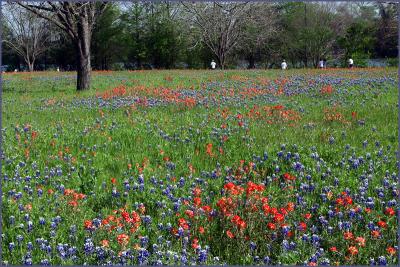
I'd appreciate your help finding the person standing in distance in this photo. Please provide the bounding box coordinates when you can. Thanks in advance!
[281,59,287,70]
[348,58,354,68]
[211,60,217,70]
[319,59,324,69]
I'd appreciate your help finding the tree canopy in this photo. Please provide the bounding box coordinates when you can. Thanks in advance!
[3,1,398,74]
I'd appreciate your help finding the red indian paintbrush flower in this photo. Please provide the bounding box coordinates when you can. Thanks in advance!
[386,247,396,255]
[101,240,109,247]
[191,238,199,249]
[117,234,129,246]
[226,230,234,239]
[267,222,276,230]
[348,246,358,256]
[84,220,93,229]
[193,197,201,206]
[371,230,381,238]
[298,222,307,231]
[355,236,366,247]
[330,247,338,253]
[185,210,194,218]
[385,207,395,216]
[343,232,354,240]
[377,220,387,228]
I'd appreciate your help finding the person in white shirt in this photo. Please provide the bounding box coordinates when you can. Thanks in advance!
[348,58,354,68]
[210,60,216,70]
[319,60,324,69]
[281,60,287,70]
[57,67,60,72]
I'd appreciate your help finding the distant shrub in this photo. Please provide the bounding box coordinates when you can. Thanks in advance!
[387,58,398,67]
[351,52,369,68]
[111,62,125,71]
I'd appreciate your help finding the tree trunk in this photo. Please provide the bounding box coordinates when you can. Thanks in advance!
[77,49,91,90]
[76,16,91,91]
[247,55,255,69]
[25,56,34,72]
[26,58,34,72]
[28,62,34,72]
[217,54,225,70]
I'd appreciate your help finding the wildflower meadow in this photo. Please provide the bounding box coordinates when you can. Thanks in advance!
[1,68,398,265]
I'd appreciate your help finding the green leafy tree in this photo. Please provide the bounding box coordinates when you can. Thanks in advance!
[337,22,377,65]
[279,3,337,67]
[120,2,148,69]
[143,2,183,69]
[92,4,126,70]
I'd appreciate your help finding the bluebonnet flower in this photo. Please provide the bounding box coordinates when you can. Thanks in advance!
[311,234,320,246]
[84,238,94,255]
[329,136,335,144]
[27,242,33,251]
[24,257,33,265]
[27,221,33,232]
[180,254,188,265]
[67,246,77,257]
[57,243,66,259]
[281,225,291,236]
[275,165,280,172]
[50,230,56,237]
[250,241,257,251]
[138,248,149,265]
[198,249,207,263]
[68,225,77,237]
[282,240,290,251]
[178,227,184,237]
[16,234,24,244]
[377,256,387,265]
[92,218,101,228]
[39,217,46,225]
[40,259,50,265]
[18,204,24,211]
[140,236,149,248]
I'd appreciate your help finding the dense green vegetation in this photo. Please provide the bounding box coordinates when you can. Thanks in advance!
[2,2,397,71]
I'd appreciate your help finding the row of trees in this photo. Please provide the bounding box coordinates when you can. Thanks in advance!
[2,1,398,90]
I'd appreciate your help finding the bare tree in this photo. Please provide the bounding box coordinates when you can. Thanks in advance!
[182,1,250,69]
[18,1,108,90]
[2,4,52,72]
[237,3,278,68]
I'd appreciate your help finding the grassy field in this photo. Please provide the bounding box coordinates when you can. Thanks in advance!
[1,68,398,265]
